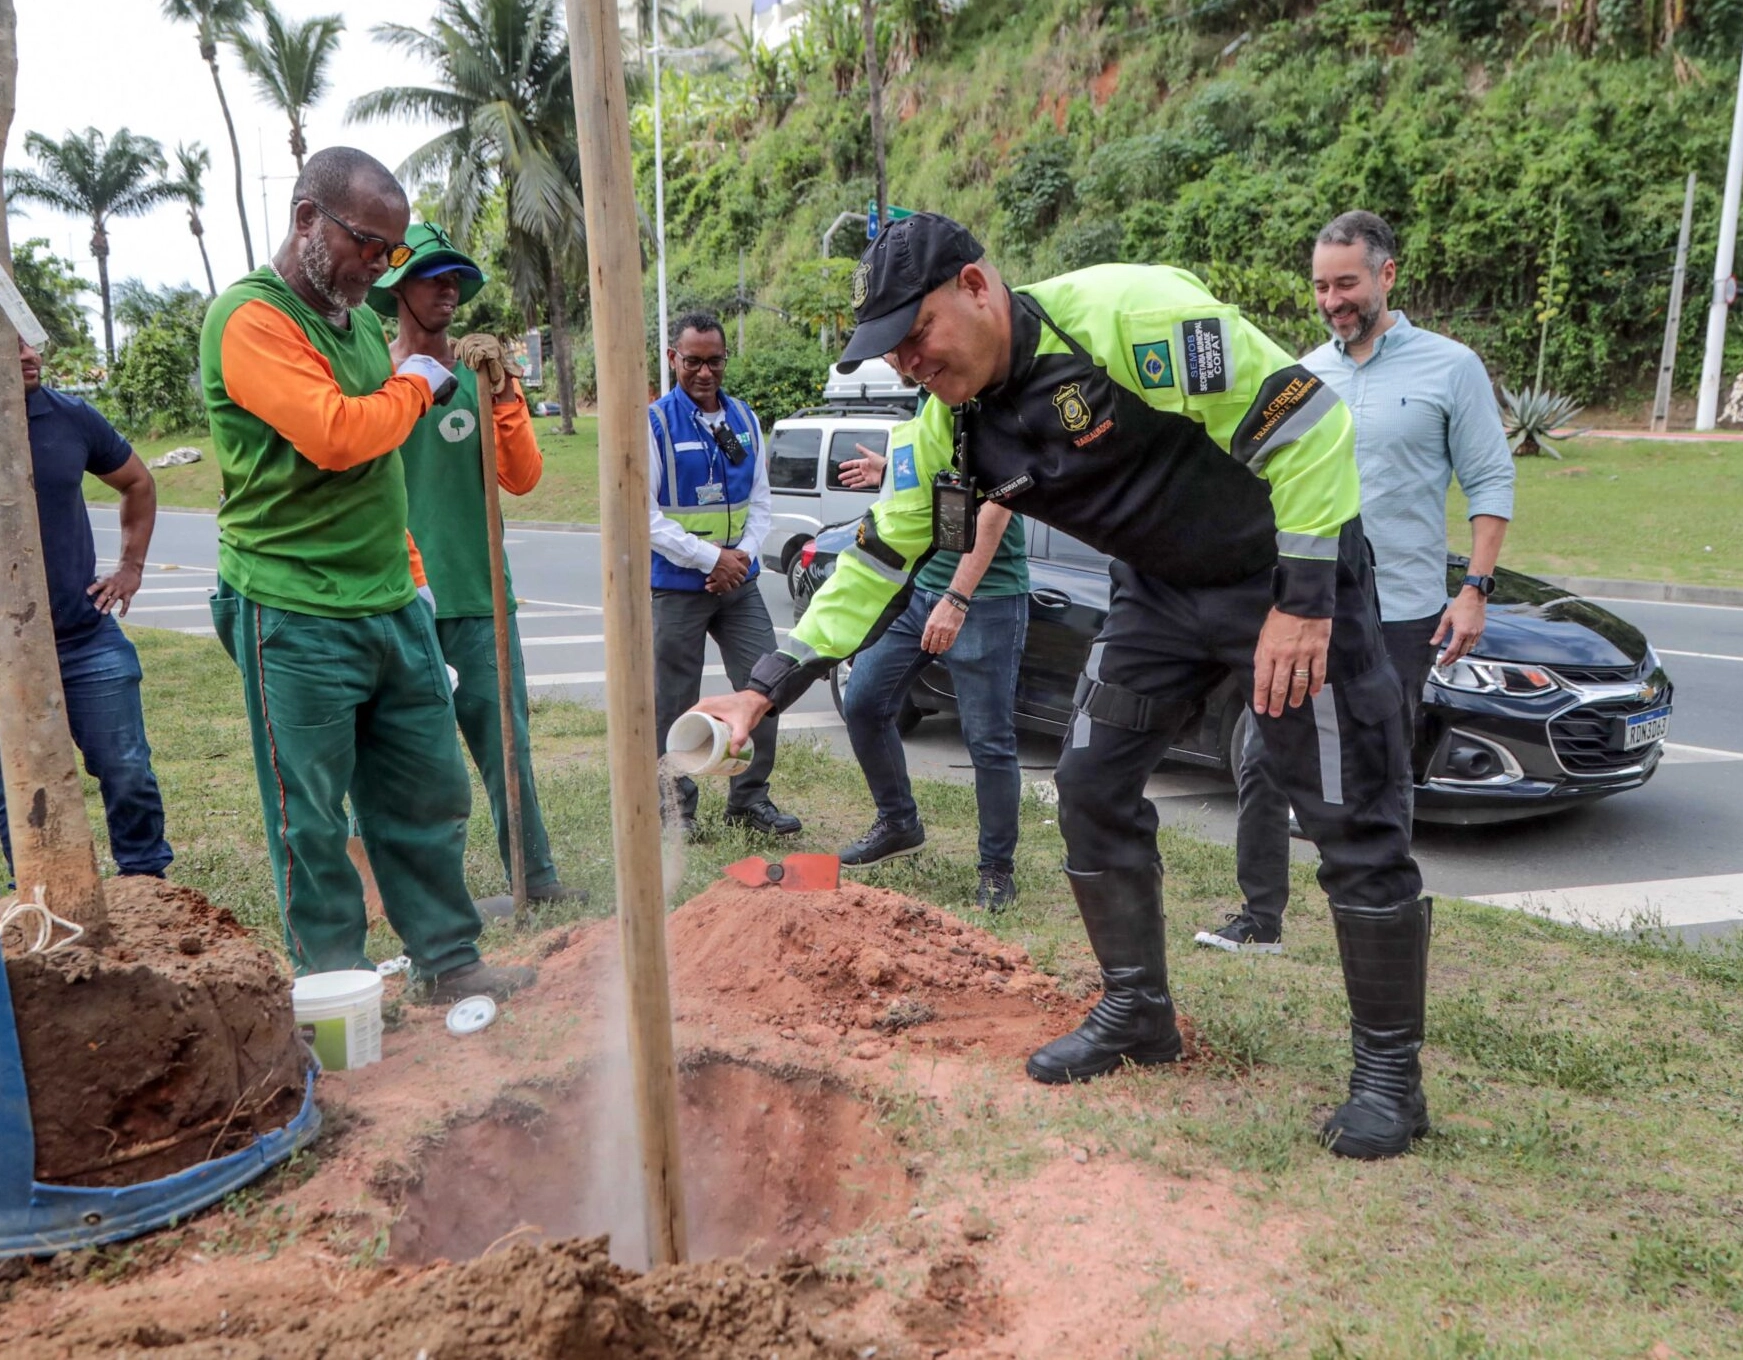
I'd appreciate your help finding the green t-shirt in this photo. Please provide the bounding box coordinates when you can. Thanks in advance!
[401,365,515,619]
[200,267,415,618]
[913,514,1030,597]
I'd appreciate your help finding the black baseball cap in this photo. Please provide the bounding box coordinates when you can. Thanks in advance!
[837,213,985,373]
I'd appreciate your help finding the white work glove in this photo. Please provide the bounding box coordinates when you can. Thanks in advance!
[396,353,458,406]
[417,584,436,613]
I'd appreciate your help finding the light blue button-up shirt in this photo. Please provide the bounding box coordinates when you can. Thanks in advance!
[1303,312,1515,622]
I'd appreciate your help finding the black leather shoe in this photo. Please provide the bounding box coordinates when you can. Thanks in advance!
[839,817,926,866]
[975,867,1018,913]
[1320,897,1433,1159]
[1026,864,1182,1084]
[723,798,802,837]
[413,960,538,1006]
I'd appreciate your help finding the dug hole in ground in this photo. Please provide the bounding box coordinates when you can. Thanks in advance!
[1,876,1305,1359]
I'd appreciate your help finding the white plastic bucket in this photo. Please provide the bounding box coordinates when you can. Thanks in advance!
[665,710,754,778]
[291,970,385,1072]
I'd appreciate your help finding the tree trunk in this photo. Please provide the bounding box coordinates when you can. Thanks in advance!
[290,119,305,174]
[192,214,217,298]
[208,55,256,270]
[545,251,577,437]
[861,0,887,227]
[93,225,114,364]
[0,0,109,935]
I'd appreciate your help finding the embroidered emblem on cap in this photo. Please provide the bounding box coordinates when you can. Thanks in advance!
[850,260,871,312]
[1132,340,1174,390]
[1053,382,1091,433]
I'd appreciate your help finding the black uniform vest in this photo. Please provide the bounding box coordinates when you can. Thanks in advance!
[971,295,1278,587]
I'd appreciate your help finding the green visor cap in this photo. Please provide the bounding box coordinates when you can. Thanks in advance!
[367,222,487,316]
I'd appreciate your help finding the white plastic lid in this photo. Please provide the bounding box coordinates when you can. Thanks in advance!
[292,970,385,1004]
[445,994,497,1035]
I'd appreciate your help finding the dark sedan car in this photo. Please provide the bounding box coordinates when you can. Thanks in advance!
[795,518,1673,824]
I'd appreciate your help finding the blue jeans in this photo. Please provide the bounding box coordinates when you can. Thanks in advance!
[843,590,1027,872]
[0,616,173,882]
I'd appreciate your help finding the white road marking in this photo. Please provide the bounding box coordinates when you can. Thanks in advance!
[517,598,601,612]
[121,603,214,613]
[528,665,726,686]
[518,626,790,647]
[1658,648,1743,664]
[135,587,215,596]
[1662,742,1743,764]
[1470,872,1743,931]
[1580,595,1743,612]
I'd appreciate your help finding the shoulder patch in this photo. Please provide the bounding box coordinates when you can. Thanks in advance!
[1177,317,1232,396]
[1132,340,1175,390]
[891,443,920,491]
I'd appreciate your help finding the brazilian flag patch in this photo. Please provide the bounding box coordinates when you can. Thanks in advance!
[1133,340,1175,389]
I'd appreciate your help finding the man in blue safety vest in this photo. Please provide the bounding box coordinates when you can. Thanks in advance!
[649,311,801,839]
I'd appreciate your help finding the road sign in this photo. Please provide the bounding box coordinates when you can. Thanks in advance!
[867,202,915,240]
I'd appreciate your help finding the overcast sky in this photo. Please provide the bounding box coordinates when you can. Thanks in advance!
[7,0,447,326]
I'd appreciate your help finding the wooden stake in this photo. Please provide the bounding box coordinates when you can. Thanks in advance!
[564,0,688,1265]
[473,373,526,912]
[1651,172,1697,434]
[0,0,107,937]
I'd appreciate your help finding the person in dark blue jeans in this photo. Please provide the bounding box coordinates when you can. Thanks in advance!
[834,478,1029,911]
[0,337,173,884]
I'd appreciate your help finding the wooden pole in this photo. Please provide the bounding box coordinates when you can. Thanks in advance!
[1651,172,1697,434]
[563,0,688,1265]
[472,374,527,912]
[0,0,107,937]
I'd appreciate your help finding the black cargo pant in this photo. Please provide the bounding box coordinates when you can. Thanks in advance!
[1234,610,1442,922]
[1053,521,1422,912]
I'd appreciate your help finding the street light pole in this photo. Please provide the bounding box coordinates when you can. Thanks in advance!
[1696,47,1743,430]
[652,17,669,395]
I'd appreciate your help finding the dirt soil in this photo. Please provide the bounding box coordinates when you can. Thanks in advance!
[3,878,308,1186]
[0,880,1302,1359]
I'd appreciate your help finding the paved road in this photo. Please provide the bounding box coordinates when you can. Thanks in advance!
[100,508,1743,939]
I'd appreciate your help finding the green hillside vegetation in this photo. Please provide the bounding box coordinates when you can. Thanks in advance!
[635,0,1743,413]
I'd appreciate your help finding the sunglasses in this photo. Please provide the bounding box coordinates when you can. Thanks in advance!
[309,201,413,268]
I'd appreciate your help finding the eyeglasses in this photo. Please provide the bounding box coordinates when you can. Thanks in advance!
[308,201,413,268]
[676,353,727,373]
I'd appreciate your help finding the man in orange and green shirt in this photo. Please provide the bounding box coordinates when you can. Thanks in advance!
[369,223,582,917]
[200,146,534,1004]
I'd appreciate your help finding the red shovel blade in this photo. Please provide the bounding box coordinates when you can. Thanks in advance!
[723,856,772,888]
[721,854,841,891]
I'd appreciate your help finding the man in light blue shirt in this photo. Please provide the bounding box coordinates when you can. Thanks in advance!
[1197,210,1515,954]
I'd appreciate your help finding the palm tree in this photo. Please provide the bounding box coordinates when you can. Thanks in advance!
[225,1,344,173]
[171,142,218,296]
[350,0,586,433]
[6,127,180,362]
[161,0,255,269]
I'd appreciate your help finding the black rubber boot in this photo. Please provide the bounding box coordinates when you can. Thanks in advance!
[1320,896,1433,1159]
[1026,864,1183,1084]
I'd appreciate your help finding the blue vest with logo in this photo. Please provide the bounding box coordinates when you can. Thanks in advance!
[649,386,763,592]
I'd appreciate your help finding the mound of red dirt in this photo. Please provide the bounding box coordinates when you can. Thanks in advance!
[3,878,307,1186]
[660,880,1071,1060]
[44,1236,852,1360]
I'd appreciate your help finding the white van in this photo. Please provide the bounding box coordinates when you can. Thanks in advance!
[763,358,924,592]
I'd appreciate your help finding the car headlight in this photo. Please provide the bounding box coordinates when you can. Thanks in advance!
[1429,658,1559,696]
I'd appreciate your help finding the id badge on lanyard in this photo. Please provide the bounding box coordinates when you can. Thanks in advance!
[932,402,977,554]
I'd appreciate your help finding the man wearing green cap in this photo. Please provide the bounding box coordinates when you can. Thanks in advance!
[201,146,534,1004]
[371,223,583,917]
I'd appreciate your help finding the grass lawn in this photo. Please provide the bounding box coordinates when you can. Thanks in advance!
[1452,436,1743,589]
[64,626,1743,1355]
[87,419,603,527]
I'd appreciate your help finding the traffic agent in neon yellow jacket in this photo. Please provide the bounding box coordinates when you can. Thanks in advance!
[749,263,1359,709]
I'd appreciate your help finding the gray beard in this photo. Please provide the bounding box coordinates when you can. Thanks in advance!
[300,233,351,320]
[1327,297,1385,348]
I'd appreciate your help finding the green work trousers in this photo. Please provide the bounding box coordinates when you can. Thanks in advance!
[210,580,482,980]
[435,613,558,893]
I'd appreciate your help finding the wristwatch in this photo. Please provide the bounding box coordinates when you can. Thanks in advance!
[1461,573,1496,598]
